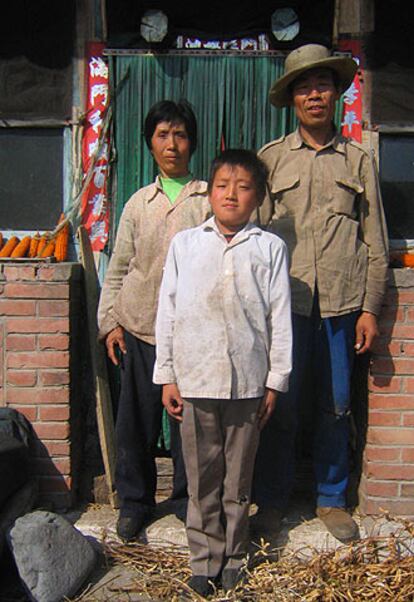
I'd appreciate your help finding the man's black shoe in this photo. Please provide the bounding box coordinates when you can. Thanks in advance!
[116,511,151,542]
[188,575,215,597]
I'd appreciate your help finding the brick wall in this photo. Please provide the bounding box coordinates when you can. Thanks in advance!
[0,262,84,509]
[359,269,414,517]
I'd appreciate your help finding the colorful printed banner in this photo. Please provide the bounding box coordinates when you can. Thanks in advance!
[338,40,363,143]
[81,42,110,251]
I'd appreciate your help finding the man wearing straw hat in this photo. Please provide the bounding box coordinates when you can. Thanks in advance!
[252,44,388,542]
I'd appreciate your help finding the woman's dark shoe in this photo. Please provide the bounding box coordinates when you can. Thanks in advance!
[116,509,152,541]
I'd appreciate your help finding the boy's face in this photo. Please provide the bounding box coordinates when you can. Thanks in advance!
[209,164,259,234]
[150,120,190,178]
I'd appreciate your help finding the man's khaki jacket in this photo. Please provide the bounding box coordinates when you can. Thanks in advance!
[258,130,389,318]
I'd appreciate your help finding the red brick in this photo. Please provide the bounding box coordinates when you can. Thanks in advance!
[378,306,405,323]
[4,283,69,299]
[401,484,414,497]
[374,340,414,357]
[35,440,71,457]
[407,308,414,322]
[7,351,69,369]
[39,406,70,421]
[380,324,414,339]
[403,378,414,394]
[7,405,37,421]
[402,448,414,463]
[385,291,414,305]
[33,422,70,440]
[3,266,36,281]
[399,343,414,356]
[361,498,414,516]
[37,300,69,317]
[372,357,414,375]
[38,475,72,493]
[369,394,414,410]
[403,413,414,426]
[366,463,414,480]
[6,317,69,334]
[368,412,401,427]
[6,334,36,351]
[35,457,71,476]
[39,370,70,386]
[369,358,394,374]
[7,370,37,386]
[368,376,402,393]
[370,338,386,355]
[364,481,399,498]
[37,266,71,281]
[0,300,36,316]
[6,386,69,404]
[38,334,69,351]
[367,427,414,445]
[364,446,401,463]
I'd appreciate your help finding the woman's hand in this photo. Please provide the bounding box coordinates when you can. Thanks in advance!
[105,326,127,365]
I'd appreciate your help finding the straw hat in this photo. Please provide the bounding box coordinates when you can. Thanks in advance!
[269,44,357,108]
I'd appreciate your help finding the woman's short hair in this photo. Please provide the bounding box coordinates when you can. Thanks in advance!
[144,100,197,155]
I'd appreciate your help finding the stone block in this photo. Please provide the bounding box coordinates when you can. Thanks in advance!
[8,510,96,602]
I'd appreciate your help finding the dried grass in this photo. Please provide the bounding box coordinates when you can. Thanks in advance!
[71,514,414,601]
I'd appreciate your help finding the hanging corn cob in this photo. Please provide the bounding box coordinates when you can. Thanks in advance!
[40,238,56,258]
[0,236,20,258]
[11,236,32,258]
[28,233,41,258]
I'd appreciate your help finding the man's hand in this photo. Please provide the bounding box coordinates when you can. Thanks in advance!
[257,388,277,430]
[162,384,184,421]
[355,311,379,355]
[105,326,127,365]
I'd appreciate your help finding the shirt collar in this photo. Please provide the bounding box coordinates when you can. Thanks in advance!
[144,176,208,203]
[203,216,262,239]
[290,127,345,154]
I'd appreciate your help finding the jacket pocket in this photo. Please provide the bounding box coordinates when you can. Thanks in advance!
[333,175,364,217]
[271,173,300,218]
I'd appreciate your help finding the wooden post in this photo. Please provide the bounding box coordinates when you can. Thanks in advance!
[78,226,118,508]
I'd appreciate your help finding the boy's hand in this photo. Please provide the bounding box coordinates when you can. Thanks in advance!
[257,388,277,430]
[105,326,126,365]
[162,384,184,421]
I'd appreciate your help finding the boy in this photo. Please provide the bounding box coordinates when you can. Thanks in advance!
[98,100,211,541]
[153,149,292,596]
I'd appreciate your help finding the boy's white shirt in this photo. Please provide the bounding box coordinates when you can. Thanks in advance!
[153,216,292,399]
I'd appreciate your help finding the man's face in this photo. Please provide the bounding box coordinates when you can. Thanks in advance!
[292,68,339,132]
[150,120,190,178]
[209,164,259,234]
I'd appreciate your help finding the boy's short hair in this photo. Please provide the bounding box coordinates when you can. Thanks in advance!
[208,149,269,204]
[144,100,197,156]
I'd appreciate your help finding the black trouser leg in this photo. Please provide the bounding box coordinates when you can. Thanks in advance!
[115,332,187,515]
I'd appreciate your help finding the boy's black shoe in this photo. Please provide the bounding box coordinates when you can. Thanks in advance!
[188,576,215,597]
[116,509,152,542]
[221,568,246,591]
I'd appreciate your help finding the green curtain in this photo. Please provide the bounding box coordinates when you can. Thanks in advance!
[111,53,344,229]
[111,54,286,227]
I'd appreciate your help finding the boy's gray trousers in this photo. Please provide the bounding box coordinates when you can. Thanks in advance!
[181,397,261,577]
